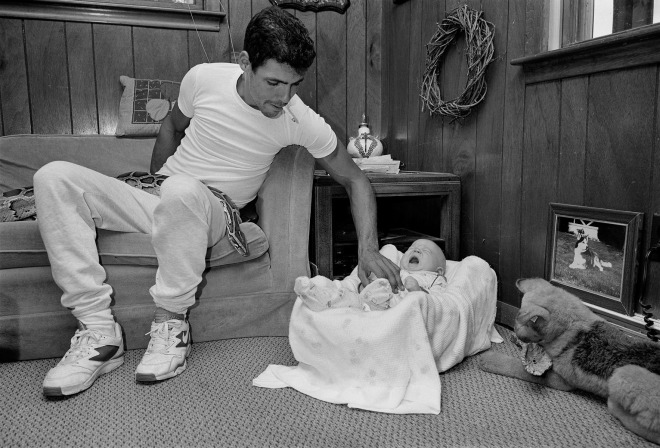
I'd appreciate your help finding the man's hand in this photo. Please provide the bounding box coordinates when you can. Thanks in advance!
[357,247,402,292]
[317,145,402,291]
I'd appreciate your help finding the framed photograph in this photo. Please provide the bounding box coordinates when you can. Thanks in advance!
[546,203,643,315]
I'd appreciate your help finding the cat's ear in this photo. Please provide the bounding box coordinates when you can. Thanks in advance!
[518,303,550,327]
[516,278,550,294]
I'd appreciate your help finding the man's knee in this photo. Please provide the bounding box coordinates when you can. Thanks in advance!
[159,174,207,204]
[33,161,79,188]
[154,175,220,237]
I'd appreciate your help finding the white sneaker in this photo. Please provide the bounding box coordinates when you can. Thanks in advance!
[135,319,191,382]
[43,322,124,397]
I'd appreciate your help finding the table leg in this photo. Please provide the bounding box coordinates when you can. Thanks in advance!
[314,186,334,277]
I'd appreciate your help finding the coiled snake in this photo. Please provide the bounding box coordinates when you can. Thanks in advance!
[1,171,248,256]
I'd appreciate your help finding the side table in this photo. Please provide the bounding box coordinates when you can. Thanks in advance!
[312,170,461,279]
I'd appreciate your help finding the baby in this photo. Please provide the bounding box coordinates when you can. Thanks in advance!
[295,239,448,312]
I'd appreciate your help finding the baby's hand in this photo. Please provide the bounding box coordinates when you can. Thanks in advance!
[403,276,422,292]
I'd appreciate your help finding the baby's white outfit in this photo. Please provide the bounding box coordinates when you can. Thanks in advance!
[296,244,448,312]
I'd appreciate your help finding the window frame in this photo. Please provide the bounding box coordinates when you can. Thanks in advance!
[75,0,204,11]
[0,0,225,31]
[511,22,660,84]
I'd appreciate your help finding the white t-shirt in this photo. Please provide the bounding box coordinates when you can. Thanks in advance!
[158,63,337,208]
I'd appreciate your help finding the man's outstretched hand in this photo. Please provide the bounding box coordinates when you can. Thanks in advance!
[357,247,403,292]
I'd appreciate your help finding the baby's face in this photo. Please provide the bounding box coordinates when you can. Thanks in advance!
[400,239,446,273]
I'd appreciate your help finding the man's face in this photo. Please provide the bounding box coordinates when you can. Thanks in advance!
[238,54,305,119]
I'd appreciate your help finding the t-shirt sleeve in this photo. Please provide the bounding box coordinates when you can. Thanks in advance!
[290,97,337,159]
[177,64,201,119]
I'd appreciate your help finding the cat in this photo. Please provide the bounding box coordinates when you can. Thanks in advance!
[478,278,660,444]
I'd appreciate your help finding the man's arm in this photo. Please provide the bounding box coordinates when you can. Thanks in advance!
[317,143,402,291]
[150,103,192,173]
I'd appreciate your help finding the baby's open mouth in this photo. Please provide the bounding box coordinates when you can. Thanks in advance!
[409,256,419,265]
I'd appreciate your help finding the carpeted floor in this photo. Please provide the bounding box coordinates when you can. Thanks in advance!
[0,325,654,448]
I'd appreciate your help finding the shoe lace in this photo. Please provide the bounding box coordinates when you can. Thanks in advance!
[145,321,175,354]
[64,329,102,361]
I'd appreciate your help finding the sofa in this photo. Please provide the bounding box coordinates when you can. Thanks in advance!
[0,134,315,361]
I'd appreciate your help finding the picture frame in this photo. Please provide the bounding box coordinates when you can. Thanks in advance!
[545,203,643,315]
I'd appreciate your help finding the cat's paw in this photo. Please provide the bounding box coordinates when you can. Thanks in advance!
[608,365,660,444]
[477,351,521,375]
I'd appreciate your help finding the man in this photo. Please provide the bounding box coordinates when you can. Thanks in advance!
[34,6,401,397]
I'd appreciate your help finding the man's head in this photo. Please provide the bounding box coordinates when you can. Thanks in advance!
[400,239,447,274]
[243,6,316,74]
[238,7,315,118]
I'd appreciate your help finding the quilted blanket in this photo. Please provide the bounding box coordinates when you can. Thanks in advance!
[253,254,502,414]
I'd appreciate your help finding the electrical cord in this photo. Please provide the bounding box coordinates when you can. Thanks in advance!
[184,1,236,64]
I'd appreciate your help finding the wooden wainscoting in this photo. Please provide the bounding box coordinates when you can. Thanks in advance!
[0,0,384,149]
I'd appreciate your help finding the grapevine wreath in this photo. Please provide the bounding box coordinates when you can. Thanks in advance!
[420,5,495,120]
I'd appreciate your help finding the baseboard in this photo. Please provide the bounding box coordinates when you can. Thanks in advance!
[586,303,659,339]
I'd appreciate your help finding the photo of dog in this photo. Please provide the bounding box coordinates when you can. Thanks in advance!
[546,203,643,315]
[569,234,613,271]
[550,219,625,299]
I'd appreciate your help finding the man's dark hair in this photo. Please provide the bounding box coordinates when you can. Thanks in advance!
[244,6,316,74]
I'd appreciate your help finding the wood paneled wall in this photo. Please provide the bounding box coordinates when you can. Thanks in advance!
[383,0,526,308]
[383,0,659,316]
[0,0,383,147]
[3,0,659,316]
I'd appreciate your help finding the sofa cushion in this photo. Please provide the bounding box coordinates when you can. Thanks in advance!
[0,220,268,269]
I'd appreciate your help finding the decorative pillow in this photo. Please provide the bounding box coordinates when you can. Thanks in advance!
[115,75,180,137]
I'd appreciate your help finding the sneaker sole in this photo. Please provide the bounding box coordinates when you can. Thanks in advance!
[135,345,191,383]
[43,355,125,397]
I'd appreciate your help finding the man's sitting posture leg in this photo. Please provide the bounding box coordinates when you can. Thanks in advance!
[135,174,227,382]
[34,165,227,394]
[34,161,159,396]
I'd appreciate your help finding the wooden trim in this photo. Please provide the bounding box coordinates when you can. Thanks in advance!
[511,23,660,84]
[71,0,203,10]
[0,0,225,31]
[561,0,593,48]
[587,303,658,338]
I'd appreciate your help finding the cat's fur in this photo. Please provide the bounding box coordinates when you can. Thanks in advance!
[479,278,660,444]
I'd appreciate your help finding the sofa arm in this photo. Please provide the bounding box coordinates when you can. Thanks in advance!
[256,145,315,290]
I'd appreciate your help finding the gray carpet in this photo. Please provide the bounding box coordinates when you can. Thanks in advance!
[0,325,653,447]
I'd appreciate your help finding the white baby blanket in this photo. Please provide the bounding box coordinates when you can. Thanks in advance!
[253,255,502,414]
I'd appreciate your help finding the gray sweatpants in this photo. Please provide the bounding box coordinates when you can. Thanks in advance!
[33,161,227,322]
